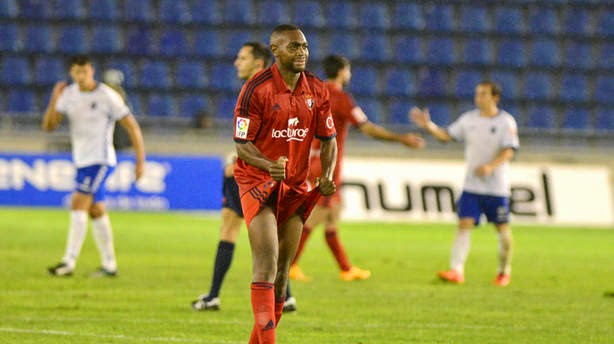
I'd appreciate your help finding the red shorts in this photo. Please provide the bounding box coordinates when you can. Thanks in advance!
[240,179,321,228]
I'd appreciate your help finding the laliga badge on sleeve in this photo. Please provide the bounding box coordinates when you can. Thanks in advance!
[235,117,250,139]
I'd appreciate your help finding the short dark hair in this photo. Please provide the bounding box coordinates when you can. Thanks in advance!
[323,55,350,79]
[479,80,502,98]
[272,24,301,35]
[243,42,272,67]
[68,55,92,68]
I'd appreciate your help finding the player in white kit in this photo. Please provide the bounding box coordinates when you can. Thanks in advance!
[42,55,146,277]
[410,81,518,286]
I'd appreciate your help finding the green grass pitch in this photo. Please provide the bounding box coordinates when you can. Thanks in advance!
[1,208,612,343]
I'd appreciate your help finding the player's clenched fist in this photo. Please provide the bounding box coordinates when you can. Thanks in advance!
[268,156,288,181]
[316,177,336,196]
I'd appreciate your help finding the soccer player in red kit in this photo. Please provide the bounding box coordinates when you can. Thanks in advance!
[290,55,424,282]
[233,25,337,343]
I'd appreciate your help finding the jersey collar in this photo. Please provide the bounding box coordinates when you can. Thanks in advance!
[271,63,312,96]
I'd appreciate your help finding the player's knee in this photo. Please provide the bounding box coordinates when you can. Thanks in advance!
[88,204,106,219]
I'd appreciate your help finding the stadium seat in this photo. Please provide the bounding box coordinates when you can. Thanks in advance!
[392,3,423,30]
[426,38,455,65]
[125,28,154,55]
[105,59,137,88]
[325,2,356,29]
[417,69,447,97]
[564,41,593,70]
[23,25,53,53]
[1,57,32,85]
[216,94,238,119]
[91,25,122,54]
[7,90,37,113]
[598,43,613,70]
[210,63,240,92]
[355,98,382,124]
[328,33,360,60]
[528,8,559,34]
[293,0,325,28]
[595,107,614,131]
[258,0,288,25]
[388,99,412,124]
[193,29,223,58]
[126,94,143,116]
[393,36,424,64]
[180,94,208,118]
[524,73,553,100]
[54,0,85,19]
[495,39,526,68]
[348,66,378,96]
[35,57,65,86]
[384,68,414,97]
[191,0,221,24]
[562,8,591,36]
[427,103,452,126]
[0,0,18,18]
[57,25,88,54]
[159,29,189,57]
[459,6,490,33]
[223,0,254,24]
[139,61,171,89]
[159,0,191,24]
[424,4,454,32]
[500,103,522,123]
[305,32,324,60]
[529,39,561,68]
[88,0,118,21]
[491,71,519,99]
[359,3,389,30]
[455,71,483,98]
[176,61,208,89]
[595,10,614,36]
[594,76,614,105]
[462,38,491,65]
[361,34,391,62]
[559,74,588,102]
[223,30,253,58]
[526,105,556,130]
[0,24,21,52]
[561,106,591,130]
[19,0,52,19]
[124,0,154,22]
[146,94,175,117]
[494,7,525,34]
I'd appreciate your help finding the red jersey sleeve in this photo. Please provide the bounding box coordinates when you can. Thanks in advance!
[346,94,369,127]
[233,82,263,143]
[315,86,337,140]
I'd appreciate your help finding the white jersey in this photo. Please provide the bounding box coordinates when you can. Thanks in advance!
[55,83,130,168]
[447,109,519,197]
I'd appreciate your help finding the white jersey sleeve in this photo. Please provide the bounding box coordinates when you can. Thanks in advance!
[500,115,519,150]
[55,90,69,114]
[446,111,471,141]
[101,86,131,121]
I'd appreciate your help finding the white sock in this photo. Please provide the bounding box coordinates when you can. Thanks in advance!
[450,229,471,275]
[91,214,117,272]
[497,229,513,275]
[62,210,88,269]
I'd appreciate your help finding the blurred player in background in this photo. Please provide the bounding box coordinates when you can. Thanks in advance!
[234,25,337,343]
[410,81,518,286]
[191,42,296,312]
[290,55,425,282]
[43,55,146,277]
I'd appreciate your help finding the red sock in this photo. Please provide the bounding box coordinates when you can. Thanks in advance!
[250,282,276,344]
[275,297,285,326]
[291,225,312,265]
[325,228,351,271]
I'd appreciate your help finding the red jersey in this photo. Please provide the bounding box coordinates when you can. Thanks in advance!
[233,63,336,196]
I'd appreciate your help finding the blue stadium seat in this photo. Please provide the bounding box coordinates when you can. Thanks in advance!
[54,0,85,19]
[529,8,559,34]
[325,2,356,29]
[124,0,154,22]
[355,98,382,124]
[210,63,240,92]
[348,66,378,96]
[35,57,65,86]
[305,32,324,60]
[500,103,522,123]
[459,6,489,33]
[564,42,593,70]
[125,28,154,55]
[417,69,447,97]
[384,68,414,97]
[258,0,288,25]
[524,73,553,100]
[496,39,526,68]
[126,94,142,116]
[530,39,560,68]
[494,7,524,34]
[7,90,37,113]
[361,34,391,62]
[561,106,591,130]
[594,76,613,105]
[455,71,483,98]
[359,3,389,30]
[328,33,359,60]
[57,25,88,54]
[223,0,254,24]
[140,61,171,89]
[23,25,53,53]
[388,99,412,124]
[559,74,588,102]
[393,36,424,64]
[428,103,452,126]
[20,0,52,19]
[159,0,191,24]
[91,25,122,54]
[595,107,614,131]
[159,29,188,57]
[193,29,223,58]
[147,94,175,117]
[223,30,253,58]
[1,57,31,85]
[599,43,613,70]
[491,71,519,99]
[463,38,491,65]
[88,0,118,21]
[392,3,423,30]
[176,61,208,89]
[562,8,591,36]
[191,0,221,24]
[527,105,556,130]
[426,38,455,65]
[105,59,137,88]
[216,94,238,119]
[180,94,208,118]
[596,10,614,36]
[0,24,20,52]
[425,4,454,32]
[293,0,325,28]
[0,0,18,18]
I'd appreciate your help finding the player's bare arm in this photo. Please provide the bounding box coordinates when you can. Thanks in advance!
[358,122,425,149]
[235,142,287,181]
[41,81,67,132]
[317,138,337,196]
[475,147,515,177]
[118,114,146,180]
[409,107,453,142]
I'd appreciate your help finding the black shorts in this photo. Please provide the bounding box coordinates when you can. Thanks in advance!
[222,176,244,218]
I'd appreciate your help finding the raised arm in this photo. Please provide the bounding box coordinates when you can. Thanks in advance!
[316,138,337,196]
[41,81,67,132]
[358,121,424,148]
[409,107,453,142]
[118,114,146,180]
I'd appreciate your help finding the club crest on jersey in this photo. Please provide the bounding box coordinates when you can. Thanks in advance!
[305,98,314,109]
[235,117,250,139]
